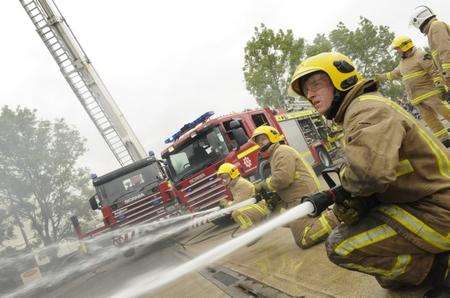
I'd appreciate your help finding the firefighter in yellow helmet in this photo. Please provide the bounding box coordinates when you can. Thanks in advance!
[217,163,270,229]
[290,52,450,295]
[411,6,450,104]
[375,35,450,147]
[251,125,339,249]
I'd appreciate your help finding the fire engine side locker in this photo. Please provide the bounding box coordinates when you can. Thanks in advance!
[277,118,318,168]
[275,111,334,173]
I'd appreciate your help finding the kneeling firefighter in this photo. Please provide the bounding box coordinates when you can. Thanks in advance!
[251,125,339,249]
[217,163,270,228]
[290,52,450,296]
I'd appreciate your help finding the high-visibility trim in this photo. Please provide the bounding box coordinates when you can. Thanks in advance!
[402,70,427,82]
[395,159,414,177]
[238,204,269,216]
[275,109,319,122]
[358,95,450,179]
[377,205,450,251]
[265,177,277,192]
[434,128,448,139]
[252,203,270,216]
[410,89,443,105]
[433,76,442,84]
[235,214,253,229]
[342,255,412,279]
[442,63,450,71]
[301,226,312,246]
[334,224,397,256]
[299,150,312,158]
[386,72,393,81]
[237,144,260,160]
[432,50,438,58]
[297,154,322,189]
[306,212,333,242]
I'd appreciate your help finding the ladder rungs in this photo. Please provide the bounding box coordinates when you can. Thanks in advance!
[21,0,135,166]
[24,1,36,9]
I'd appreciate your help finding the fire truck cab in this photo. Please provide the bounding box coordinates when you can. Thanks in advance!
[161,108,334,213]
[71,156,178,241]
[161,109,280,212]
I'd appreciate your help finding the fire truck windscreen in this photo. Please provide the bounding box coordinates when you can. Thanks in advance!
[166,126,229,182]
[98,162,164,206]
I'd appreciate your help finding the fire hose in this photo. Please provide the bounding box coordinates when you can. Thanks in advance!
[111,194,341,298]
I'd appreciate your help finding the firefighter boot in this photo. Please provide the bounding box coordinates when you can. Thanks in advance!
[423,253,450,298]
[423,287,450,298]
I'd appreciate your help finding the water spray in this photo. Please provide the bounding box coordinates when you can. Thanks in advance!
[111,201,314,298]
[4,198,257,298]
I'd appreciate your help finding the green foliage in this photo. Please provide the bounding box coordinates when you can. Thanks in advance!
[329,16,403,100]
[0,106,95,246]
[243,24,305,108]
[243,17,405,107]
[305,34,332,58]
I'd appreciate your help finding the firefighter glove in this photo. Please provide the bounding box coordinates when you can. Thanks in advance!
[332,197,369,226]
[218,198,230,209]
[253,180,270,194]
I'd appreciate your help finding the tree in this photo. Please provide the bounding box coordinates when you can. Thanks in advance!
[329,17,403,100]
[305,34,332,58]
[0,209,14,247]
[243,23,305,108]
[0,106,95,248]
[243,18,405,107]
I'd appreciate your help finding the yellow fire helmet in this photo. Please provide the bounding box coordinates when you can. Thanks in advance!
[217,163,240,179]
[251,125,284,144]
[391,36,414,52]
[290,52,363,98]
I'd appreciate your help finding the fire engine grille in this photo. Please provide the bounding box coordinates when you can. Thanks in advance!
[113,191,169,227]
[182,173,229,211]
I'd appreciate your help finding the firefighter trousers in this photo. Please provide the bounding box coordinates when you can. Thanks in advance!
[289,209,340,249]
[231,200,270,229]
[325,215,450,289]
[416,96,450,141]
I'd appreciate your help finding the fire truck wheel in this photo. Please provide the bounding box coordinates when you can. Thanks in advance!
[317,146,333,168]
[123,247,136,257]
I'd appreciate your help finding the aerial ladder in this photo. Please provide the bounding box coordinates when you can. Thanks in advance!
[19,0,146,166]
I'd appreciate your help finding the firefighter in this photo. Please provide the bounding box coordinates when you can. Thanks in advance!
[411,5,450,103]
[251,125,340,249]
[290,52,450,296]
[217,162,270,229]
[375,35,450,147]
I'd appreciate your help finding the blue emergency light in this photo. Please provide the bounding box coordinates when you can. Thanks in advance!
[165,111,214,144]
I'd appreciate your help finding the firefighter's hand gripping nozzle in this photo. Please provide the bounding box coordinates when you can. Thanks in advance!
[301,166,349,217]
[255,189,279,212]
[301,186,349,217]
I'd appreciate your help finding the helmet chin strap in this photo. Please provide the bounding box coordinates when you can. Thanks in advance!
[324,89,346,120]
[260,142,272,152]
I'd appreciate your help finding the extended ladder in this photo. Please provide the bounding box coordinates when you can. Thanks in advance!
[19,0,147,166]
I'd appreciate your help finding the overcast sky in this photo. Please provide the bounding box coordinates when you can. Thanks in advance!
[1,0,449,175]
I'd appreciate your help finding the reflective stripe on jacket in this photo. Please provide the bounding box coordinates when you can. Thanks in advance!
[334,79,450,253]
